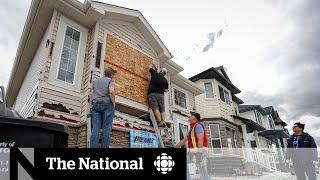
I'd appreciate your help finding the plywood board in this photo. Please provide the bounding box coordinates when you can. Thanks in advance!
[105,35,153,105]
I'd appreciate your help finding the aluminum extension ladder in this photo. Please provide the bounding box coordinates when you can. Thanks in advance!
[148,110,175,148]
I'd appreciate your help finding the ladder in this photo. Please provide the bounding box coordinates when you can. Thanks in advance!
[148,110,175,148]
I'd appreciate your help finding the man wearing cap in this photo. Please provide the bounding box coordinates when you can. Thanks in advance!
[286,122,318,180]
[147,63,168,126]
[90,67,117,148]
[176,113,210,180]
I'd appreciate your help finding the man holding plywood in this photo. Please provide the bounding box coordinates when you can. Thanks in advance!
[147,63,168,127]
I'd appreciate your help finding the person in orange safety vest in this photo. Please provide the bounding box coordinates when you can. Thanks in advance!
[176,113,210,180]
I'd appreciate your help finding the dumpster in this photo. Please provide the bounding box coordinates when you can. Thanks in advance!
[0,116,69,148]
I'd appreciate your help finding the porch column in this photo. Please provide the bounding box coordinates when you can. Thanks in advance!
[253,130,261,149]
[241,124,252,162]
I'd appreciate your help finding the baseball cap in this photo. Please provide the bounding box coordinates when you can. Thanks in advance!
[104,67,117,75]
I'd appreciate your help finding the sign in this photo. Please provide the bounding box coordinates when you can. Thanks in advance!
[130,130,159,148]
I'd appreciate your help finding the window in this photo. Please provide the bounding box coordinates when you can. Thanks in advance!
[250,141,257,148]
[268,115,275,129]
[218,85,231,105]
[204,82,214,98]
[95,41,102,68]
[254,110,262,125]
[174,89,187,109]
[218,86,225,102]
[234,107,238,116]
[209,124,222,154]
[57,26,80,84]
[224,90,230,105]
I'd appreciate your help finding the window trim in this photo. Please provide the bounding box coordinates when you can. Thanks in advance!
[254,110,262,125]
[218,85,231,106]
[56,25,81,85]
[172,84,189,111]
[204,82,214,99]
[48,13,88,93]
[209,124,223,155]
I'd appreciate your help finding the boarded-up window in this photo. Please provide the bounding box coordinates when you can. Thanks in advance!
[58,26,80,84]
[105,35,152,105]
[95,41,102,68]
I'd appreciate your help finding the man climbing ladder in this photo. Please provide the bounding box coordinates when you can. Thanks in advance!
[147,63,168,127]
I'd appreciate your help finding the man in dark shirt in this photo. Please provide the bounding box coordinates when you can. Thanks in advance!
[286,122,318,180]
[147,63,168,126]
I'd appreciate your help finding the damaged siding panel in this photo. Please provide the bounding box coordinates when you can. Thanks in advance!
[44,11,61,80]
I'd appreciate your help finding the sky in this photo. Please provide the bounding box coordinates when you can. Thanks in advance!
[0,0,319,142]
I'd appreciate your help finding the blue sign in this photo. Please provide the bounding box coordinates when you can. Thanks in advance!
[130,130,159,148]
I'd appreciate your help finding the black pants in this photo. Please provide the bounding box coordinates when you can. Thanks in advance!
[293,162,317,180]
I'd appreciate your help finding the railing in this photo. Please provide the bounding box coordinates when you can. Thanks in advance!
[244,148,277,171]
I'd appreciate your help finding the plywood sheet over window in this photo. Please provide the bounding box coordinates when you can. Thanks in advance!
[105,35,153,106]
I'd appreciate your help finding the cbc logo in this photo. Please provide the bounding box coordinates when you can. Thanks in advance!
[154,153,175,174]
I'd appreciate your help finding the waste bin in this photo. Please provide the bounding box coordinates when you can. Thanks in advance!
[0,116,68,148]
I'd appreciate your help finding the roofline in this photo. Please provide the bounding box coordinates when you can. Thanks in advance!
[171,74,204,95]
[239,105,268,115]
[90,1,173,59]
[189,67,241,94]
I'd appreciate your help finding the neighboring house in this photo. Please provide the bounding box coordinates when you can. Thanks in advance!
[239,105,289,169]
[189,66,249,174]
[5,0,203,148]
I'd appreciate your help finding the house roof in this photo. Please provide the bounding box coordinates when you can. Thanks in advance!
[189,66,241,94]
[239,105,267,115]
[171,74,204,96]
[215,66,231,81]
[232,95,244,104]
[6,0,174,106]
[233,115,265,133]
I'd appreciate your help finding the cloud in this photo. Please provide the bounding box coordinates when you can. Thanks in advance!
[0,0,31,88]
[241,0,320,137]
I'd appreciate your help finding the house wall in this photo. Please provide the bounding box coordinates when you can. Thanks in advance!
[194,79,235,122]
[34,11,89,126]
[13,12,55,118]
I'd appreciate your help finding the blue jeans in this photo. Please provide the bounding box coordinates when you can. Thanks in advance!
[90,100,115,148]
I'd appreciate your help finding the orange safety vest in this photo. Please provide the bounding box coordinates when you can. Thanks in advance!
[188,121,208,152]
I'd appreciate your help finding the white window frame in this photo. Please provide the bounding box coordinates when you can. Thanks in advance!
[56,25,81,85]
[174,115,190,147]
[218,84,231,106]
[172,84,189,112]
[254,110,262,125]
[208,124,223,155]
[204,82,214,99]
[48,14,88,93]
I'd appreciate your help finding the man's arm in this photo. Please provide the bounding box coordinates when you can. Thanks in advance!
[149,64,157,75]
[175,135,188,148]
[196,132,204,149]
[109,82,116,107]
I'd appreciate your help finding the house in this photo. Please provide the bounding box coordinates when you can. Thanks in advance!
[5,0,203,148]
[189,66,249,174]
[239,105,289,169]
